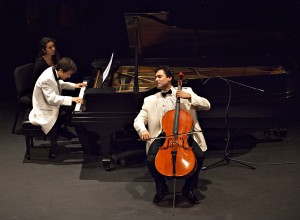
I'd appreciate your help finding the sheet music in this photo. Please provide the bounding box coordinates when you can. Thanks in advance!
[74,80,88,111]
[102,53,114,83]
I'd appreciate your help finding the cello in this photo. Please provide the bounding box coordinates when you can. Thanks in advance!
[155,72,197,213]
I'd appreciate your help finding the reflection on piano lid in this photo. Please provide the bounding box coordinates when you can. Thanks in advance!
[124,12,296,58]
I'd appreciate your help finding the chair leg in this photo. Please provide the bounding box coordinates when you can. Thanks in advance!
[12,105,20,134]
[48,131,57,159]
[25,136,31,160]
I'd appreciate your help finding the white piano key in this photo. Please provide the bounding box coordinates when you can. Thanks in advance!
[74,80,88,111]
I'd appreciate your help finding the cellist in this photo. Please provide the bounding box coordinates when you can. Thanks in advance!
[133,66,211,204]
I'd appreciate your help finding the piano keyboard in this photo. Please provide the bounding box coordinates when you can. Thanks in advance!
[74,80,88,111]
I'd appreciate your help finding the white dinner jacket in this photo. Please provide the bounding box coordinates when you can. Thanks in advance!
[134,87,211,154]
[29,67,76,134]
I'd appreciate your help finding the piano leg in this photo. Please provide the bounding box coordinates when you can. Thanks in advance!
[73,109,144,170]
[100,129,116,171]
[74,124,101,154]
[74,124,116,171]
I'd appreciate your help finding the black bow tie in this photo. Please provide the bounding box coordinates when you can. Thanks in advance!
[52,67,60,81]
[161,89,172,97]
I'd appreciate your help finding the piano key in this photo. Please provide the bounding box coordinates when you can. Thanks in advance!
[74,80,88,111]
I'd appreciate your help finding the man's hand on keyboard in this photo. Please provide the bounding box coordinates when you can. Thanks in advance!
[72,97,84,104]
[75,83,87,88]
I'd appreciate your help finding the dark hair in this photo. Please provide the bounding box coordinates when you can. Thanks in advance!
[155,66,175,84]
[55,57,77,73]
[38,37,56,56]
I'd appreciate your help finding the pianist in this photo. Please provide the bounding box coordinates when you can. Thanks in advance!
[134,66,211,204]
[29,57,86,158]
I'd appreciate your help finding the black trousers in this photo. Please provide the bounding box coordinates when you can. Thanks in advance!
[58,105,74,128]
[146,135,205,192]
[47,105,74,139]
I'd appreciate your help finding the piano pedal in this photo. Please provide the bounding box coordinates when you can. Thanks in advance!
[102,158,116,171]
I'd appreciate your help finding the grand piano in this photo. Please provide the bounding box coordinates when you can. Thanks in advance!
[72,11,299,170]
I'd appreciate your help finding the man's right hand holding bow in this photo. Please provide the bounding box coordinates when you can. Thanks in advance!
[141,130,150,141]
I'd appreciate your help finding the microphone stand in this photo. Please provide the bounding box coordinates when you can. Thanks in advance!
[189,68,261,170]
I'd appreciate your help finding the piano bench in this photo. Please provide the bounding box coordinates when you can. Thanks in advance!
[21,121,57,160]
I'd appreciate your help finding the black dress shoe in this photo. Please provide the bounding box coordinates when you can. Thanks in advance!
[153,189,169,203]
[181,189,199,204]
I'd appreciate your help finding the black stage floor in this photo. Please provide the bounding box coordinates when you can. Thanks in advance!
[1,101,300,220]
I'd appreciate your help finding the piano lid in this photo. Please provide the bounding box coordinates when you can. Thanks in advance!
[124,11,297,63]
